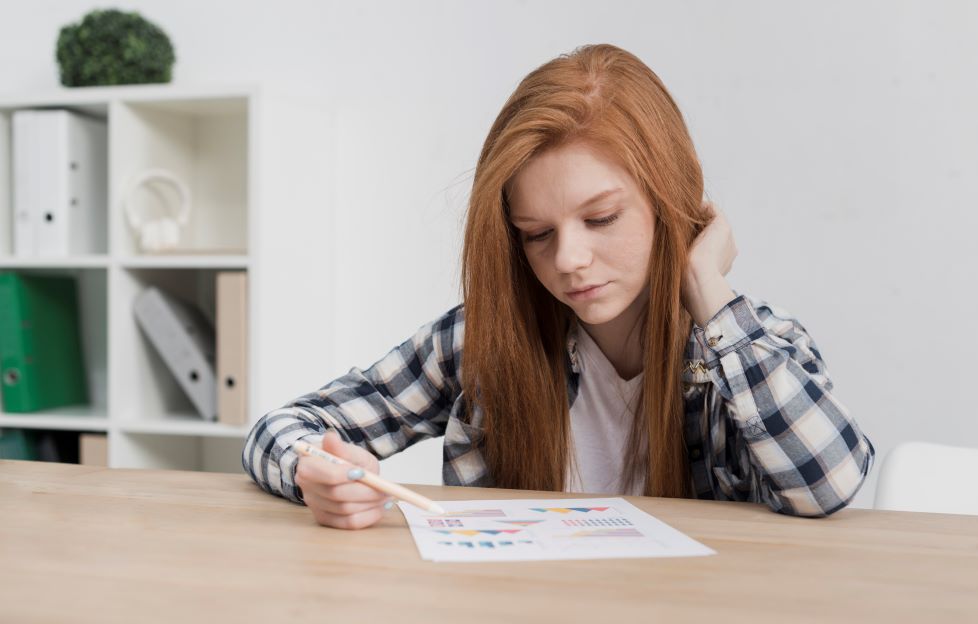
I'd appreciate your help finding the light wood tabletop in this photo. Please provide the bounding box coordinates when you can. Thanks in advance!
[1,460,976,623]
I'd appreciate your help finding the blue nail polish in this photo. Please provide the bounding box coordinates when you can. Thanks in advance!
[347,467,365,480]
[384,500,394,510]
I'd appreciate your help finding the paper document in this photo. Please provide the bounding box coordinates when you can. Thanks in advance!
[397,497,716,562]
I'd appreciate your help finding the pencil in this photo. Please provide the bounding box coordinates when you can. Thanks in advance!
[291,440,447,515]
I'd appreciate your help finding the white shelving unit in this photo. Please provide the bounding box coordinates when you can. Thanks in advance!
[0,84,335,473]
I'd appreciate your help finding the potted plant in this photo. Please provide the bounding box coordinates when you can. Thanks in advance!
[56,8,176,87]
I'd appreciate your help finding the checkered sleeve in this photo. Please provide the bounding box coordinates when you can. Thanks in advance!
[242,305,464,503]
[696,295,875,517]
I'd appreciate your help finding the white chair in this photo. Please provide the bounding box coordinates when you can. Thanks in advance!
[874,441,978,515]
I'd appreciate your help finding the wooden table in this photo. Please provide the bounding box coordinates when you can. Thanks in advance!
[1,460,976,623]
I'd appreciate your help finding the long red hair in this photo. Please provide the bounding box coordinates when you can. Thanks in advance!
[462,44,711,497]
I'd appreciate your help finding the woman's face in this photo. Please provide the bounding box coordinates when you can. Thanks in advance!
[507,141,655,327]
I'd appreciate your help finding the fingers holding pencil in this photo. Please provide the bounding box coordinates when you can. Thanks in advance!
[296,432,380,486]
[294,431,393,530]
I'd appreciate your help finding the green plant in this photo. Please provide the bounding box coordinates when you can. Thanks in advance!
[56,8,176,87]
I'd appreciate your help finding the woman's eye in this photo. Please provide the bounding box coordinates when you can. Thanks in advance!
[523,212,621,244]
[525,229,552,243]
[587,212,621,227]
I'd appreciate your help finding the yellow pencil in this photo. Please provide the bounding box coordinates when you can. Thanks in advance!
[292,440,447,515]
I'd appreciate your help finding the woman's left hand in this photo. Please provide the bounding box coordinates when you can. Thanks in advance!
[688,200,737,278]
[681,201,739,327]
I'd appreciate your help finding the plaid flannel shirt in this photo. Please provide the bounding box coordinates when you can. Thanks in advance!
[242,294,875,517]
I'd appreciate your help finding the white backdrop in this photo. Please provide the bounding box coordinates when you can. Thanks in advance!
[4,0,977,509]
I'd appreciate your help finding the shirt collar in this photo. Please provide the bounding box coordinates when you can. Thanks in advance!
[565,316,709,382]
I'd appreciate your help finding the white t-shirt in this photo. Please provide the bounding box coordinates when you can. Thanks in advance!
[564,324,647,496]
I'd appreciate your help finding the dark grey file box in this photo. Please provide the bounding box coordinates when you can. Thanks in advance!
[133,287,217,421]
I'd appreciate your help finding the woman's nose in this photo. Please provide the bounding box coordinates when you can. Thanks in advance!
[553,228,592,274]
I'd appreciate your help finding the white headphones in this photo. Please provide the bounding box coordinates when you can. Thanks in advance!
[122,168,192,252]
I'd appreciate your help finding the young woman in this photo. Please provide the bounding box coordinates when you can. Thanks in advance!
[242,44,875,530]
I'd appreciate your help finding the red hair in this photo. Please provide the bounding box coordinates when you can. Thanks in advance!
[462,44,711,497]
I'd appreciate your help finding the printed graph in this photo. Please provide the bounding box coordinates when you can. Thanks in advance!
[402,497,718,561]
[530,507,611,514]
[434,529,523,536]
[562,517,633,527]
[429,509,507,518]
[427,519,464,527]
[562,528,643,538]
[435,540,537,549]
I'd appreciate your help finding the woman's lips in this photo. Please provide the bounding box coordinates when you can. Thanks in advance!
[566,282,608,301]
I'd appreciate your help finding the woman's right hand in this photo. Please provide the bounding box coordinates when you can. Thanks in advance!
[294,430,394,530]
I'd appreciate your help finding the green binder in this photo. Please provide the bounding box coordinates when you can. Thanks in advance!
[0,272,88,412]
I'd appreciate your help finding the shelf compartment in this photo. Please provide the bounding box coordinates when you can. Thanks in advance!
[0,107,110,258]
[113,267,225,426]
[110,97,249,257]
[0,267,108,415]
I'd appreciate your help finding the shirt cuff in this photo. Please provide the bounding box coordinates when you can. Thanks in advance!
[693,295,766,366]
[283,432,328,504]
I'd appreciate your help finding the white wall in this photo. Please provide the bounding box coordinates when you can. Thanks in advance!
[4,0,976,509]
